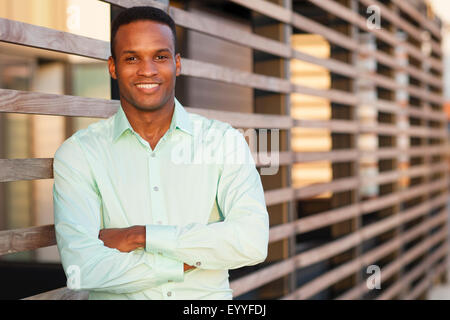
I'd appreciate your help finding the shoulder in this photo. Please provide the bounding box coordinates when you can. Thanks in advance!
[185,110,252,165]
[186,110,242,141]
[54,116,114,162]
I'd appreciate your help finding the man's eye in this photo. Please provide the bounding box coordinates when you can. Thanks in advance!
[125,57,137,61]
[155,55,168,60]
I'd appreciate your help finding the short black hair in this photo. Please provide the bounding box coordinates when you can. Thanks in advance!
[110,6,177,60]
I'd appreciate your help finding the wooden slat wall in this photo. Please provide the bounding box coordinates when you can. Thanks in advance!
[0,0,448,300]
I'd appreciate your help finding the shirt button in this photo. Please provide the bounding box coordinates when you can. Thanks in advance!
[167,291,172,297]
[151,153,156,157]
[157,221,162,225]
[195,261,201,267]
[153,186,159,191]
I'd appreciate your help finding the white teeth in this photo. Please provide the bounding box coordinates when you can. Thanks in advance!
[136,83,159,89]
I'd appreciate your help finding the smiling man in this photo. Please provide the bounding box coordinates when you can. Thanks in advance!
[53,6,269,300]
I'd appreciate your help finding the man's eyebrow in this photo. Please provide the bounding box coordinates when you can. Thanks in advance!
[155,48,172,54]
[120,48,172,55]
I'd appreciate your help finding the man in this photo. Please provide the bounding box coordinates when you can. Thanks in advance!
[53,6,269,300]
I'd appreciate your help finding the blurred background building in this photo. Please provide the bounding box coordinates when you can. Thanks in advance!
[0,0,449,300]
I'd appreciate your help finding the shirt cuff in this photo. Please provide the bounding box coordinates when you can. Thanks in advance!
[145,224,178,255]
[152,252,184,283]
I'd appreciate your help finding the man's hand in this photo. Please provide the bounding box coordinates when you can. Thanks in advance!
[184,264,196,272]
[99,226,196,272]
[99,226,145,253]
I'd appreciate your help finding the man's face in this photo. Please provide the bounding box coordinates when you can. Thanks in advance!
[108,20,181,112]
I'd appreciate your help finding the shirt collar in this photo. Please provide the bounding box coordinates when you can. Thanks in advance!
[112,97,193,143]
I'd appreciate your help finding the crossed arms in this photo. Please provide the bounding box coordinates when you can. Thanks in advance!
[98,226,195,272]
[53,131,269,294]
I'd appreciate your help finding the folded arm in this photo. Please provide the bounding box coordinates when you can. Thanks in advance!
[53,136,185,294]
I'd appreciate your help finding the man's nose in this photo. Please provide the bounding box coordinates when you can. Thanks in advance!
[137,59,157,77]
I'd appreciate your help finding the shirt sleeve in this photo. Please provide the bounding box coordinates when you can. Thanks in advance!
[53,136,184,294]
[145,128,269,270]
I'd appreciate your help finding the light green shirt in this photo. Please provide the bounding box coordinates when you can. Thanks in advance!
[53,98,269,300]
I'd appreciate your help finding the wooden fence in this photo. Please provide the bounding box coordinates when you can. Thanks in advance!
[0,0,449,300]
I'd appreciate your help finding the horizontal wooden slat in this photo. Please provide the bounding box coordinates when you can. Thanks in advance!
[230,258,295,297]
[229,0,292,24]
[0,158,53,182]
[291,49,358,78]
[0,17,109,60]
[0,225,55,256]
[0,88,292,128]
[169,6,290,58]
[294,150,358,163]
[296,204,360,235]
[264,187,295,206]
[295,176,359,200]
[294,119,357,132]
[101,0,167,11]
[23,287,89,300]
[294,118,447,137]
[254,151,293,167]
[188,107,293,129]
[181,58,291,93]
[0,88,118,118]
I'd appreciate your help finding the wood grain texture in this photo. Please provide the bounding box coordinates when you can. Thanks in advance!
[0,17,109,60]
[101,0,168,11]
[181,58,291,93]
[0,224,55,256]
[23,287,89,300]
[0,88,292,128]
[228,0,292,23]
[0,158,53,182]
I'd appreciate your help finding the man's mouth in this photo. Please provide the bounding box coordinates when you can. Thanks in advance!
[135,83,160,89]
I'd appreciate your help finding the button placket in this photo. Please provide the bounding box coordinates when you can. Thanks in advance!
[148,153,166,225]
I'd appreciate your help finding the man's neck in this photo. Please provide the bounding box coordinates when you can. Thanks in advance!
[121,100,175,150]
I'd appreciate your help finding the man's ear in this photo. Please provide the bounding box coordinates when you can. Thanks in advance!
[175,53,181,77]
[108,56,117,80]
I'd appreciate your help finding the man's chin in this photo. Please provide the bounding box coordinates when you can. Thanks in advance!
[131,102,165,112]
